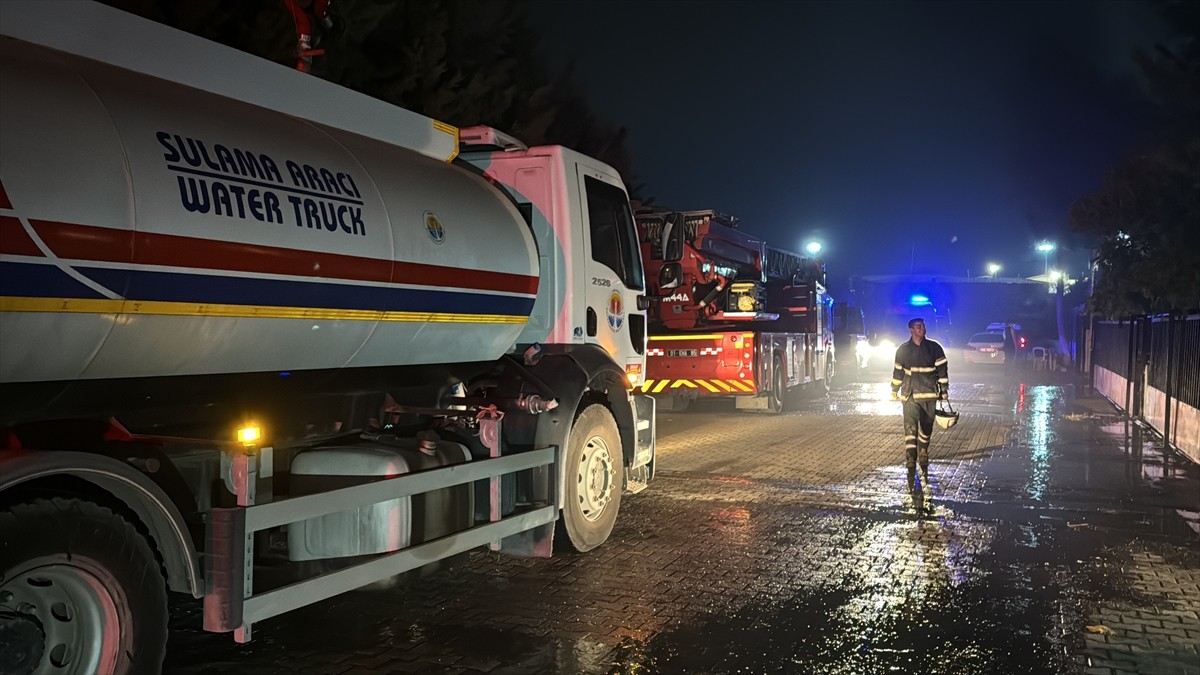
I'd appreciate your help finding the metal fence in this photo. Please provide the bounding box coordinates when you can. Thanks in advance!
[1089,314,1200,463]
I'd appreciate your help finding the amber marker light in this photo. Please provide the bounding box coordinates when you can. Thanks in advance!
[237,424,262,448]
[626,363,643,388]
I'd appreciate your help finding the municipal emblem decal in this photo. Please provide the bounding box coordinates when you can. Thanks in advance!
[606,291,624,331]
[424,211,445,244]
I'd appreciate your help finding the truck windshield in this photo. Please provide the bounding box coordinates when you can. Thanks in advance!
[585,176,645,291]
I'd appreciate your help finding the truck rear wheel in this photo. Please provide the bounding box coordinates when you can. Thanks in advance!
[768,357,786,414]
[0,498,168,675]
[557,405,623,552]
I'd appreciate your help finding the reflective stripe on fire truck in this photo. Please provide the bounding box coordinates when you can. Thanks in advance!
[647,333,754,341]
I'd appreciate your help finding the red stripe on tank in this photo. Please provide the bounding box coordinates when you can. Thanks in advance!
[29,220,538,295]
[0,216,42,256]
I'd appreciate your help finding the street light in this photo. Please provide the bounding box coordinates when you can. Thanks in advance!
[805,241,822,256]
[1036,241,1055,278]
[987,262,1000,278]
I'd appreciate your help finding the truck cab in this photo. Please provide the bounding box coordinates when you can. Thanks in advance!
[458,125,656,503]
[458,127,647,372]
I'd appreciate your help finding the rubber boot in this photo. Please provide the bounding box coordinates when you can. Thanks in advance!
[917,447,929,484]
[905,447,918,492]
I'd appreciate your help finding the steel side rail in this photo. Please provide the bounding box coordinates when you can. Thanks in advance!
[204,447,557,639]
[246,448,554,531]
[245,505,556,626]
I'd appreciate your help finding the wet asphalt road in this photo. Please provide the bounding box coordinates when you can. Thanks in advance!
[164,356,1200,674]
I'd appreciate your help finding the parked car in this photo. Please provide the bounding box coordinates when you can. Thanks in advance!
[985,322,1028,350]
[963,331,1008,364]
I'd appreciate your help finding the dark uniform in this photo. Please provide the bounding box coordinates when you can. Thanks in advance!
[1002,324,1017,371]
[891,338,949,478]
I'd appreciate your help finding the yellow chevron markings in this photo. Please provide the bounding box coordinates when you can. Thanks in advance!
[641,379,759,393]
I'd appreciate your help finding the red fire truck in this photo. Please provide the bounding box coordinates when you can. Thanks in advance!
[635,209,835,412]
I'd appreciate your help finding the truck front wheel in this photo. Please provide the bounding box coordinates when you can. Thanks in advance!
[557,405,623,553]
[0,498,168,675]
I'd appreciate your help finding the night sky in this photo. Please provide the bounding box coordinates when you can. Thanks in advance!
[527,1,1170,294]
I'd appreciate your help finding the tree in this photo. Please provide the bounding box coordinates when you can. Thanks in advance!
[1067,0,1200,318]
[1069,140,1200,317]
[101,0,642,196]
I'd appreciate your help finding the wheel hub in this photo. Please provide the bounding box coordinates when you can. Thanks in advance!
[577,434,615,522]
[1,558,123,675]
[0,608,45,675]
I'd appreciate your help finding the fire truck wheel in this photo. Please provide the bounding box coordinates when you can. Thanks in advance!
[0,498,168,675]
[768,358,786,414]
[557,404,623,553]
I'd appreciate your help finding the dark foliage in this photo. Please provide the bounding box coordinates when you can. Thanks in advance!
[100,0,640,195]
[1068,0,1200,318]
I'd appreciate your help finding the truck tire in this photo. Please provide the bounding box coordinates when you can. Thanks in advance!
[768,357,786,414]
[557,405,623,553]
[0,498,168,675]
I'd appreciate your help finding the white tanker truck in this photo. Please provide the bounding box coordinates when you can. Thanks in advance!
[0,3,655,673]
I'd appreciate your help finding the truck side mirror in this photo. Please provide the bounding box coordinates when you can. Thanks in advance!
[658,262,683,290]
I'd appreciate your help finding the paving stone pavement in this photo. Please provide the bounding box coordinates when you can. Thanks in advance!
[164,368,1200,675]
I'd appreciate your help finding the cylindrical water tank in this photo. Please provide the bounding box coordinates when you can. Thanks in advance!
[0,38,538,391]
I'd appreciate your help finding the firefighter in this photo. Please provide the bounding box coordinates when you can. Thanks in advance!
[890,317,949,488]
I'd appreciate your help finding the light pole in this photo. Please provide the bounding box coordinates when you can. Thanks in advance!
[1036,241,1055,279]
[987,262,1000,278]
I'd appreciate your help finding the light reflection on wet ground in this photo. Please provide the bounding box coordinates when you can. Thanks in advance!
[166,365,1200,675]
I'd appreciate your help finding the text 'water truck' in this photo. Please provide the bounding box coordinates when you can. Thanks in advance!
[0,2,654,673]
[635,209,834,412]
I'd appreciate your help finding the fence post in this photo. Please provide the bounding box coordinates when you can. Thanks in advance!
[1124,320,1132,414]
[1122,319,1134,456]
[1140,316,1153,461]
[1163,313,1175,454]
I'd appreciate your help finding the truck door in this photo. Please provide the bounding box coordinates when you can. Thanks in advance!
[575,166,645,365]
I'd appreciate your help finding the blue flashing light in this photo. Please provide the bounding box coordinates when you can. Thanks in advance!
[909,294,931,306]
